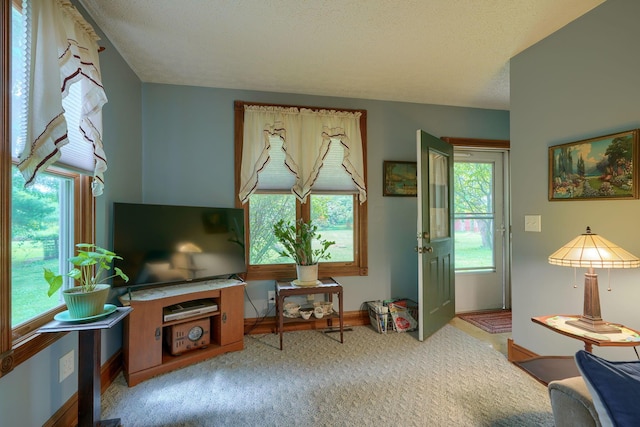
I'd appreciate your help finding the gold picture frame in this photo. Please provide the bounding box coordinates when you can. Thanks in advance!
[548,129,639,201]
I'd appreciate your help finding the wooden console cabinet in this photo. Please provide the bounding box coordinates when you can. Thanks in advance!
[120,279,245,386]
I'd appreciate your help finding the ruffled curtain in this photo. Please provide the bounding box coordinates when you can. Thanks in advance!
[239,105,366,204]
[17,0,108,196]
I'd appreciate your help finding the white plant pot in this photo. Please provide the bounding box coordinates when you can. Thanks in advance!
[296,264,318,285]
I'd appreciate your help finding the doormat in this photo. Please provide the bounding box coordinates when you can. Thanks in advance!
[457,309,511,334]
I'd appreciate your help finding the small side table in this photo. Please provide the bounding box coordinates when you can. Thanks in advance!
[517,314,640,385]
[276,277,344,350]
[39,307,131,427]
[532,314,640,353]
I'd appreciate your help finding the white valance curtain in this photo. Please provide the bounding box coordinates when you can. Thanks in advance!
[239,105,367,204]
[17,0,108,196]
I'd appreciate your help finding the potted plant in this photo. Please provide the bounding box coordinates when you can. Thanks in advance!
[44,243,129,319]
[272,219,335,285]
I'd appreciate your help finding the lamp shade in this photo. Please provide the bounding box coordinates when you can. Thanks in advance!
[177,242,202,253]
[548,227,640,269]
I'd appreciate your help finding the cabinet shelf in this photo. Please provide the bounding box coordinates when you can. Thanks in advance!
[162,311,220,328]
[121,279,245,386]
[282,312,339,323]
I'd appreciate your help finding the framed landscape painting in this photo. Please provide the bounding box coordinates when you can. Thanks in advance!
[383,161,417,196]
[548,129,639,201]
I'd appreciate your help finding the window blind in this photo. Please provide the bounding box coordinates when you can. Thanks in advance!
[58,81,94,173]
[16,0,108,196]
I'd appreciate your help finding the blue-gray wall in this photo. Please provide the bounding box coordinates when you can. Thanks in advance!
[0,2,143,425]
[0,3,511,424]
[511,0,640,360]
[140,84,509,317]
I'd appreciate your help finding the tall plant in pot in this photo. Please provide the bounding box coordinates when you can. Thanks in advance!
[44,243,129,319]
[272,219,335,285]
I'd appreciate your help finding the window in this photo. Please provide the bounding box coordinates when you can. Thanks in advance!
[11,166,74,327]
[234,101,368,280]
[248,194,356,265]
[453,161,495,270]
[0,1,94,378]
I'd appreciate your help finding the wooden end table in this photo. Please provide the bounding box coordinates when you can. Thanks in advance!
[516,314,640,385]
[275,277,344,350]
[532,314,640,353]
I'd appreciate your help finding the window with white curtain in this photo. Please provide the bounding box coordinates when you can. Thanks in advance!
[0,0,95,378]
[234,101,368,280]
[16,0,108,195]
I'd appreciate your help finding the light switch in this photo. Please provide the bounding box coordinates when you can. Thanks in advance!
[524,215,541,232]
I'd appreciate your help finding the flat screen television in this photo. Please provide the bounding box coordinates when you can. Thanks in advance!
[112,202,246,289]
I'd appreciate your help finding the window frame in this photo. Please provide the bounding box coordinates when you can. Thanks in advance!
[0,1,94,379]
[444,137,510,274]
[234,100,368,281]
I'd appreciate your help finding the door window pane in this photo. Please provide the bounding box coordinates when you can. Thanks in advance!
[429,150,449,239]
[454,161,495,270]
[454,218,494,269]
[310,194,354,262]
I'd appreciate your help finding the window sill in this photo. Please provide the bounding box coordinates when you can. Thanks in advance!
[0,329,66,379]
[245,264,368,281]
[0,307,67,378]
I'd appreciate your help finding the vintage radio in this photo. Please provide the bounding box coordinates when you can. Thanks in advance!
[165,318,210,356]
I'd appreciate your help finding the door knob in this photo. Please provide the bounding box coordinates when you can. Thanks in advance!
[414,246,433,253]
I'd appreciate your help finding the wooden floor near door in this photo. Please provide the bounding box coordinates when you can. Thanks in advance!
[450,316,510,357]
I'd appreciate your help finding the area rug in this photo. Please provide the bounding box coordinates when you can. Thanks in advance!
[458,309,512,333]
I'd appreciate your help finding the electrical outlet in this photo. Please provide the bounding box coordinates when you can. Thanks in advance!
[59,350,74,383]
[268,291,275,305]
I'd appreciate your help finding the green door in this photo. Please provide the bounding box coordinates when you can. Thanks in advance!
[417,130,455,341]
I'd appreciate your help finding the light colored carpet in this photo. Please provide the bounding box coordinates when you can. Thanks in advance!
[101,325,553,426]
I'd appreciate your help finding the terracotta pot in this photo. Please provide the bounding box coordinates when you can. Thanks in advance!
[62,284,110,318]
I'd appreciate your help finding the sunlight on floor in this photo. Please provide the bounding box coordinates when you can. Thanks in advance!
[449,316,510,357]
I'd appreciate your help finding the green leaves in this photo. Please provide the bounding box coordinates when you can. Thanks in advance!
[44,268,63,297]
[272,219,335,265]
[43,243,129,295]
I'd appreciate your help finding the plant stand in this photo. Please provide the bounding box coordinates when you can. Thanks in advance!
[275,277,344,350]
[38,307,131,427]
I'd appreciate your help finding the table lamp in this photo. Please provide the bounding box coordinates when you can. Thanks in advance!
[548,226,640,334]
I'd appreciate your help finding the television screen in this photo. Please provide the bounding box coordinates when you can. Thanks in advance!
[112,203,246,288]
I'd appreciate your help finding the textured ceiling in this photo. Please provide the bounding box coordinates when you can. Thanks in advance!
[79,0,605,110]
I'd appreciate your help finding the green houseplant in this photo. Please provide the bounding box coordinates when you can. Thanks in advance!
[44,243,129,318]
[272,219,335,284]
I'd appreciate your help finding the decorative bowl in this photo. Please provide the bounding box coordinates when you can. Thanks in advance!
[313,306,324,319]
[284,302,300,317]
[314,301,333,315]
[299,309,312,320]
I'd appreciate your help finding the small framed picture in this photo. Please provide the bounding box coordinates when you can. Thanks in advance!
[383,161,417,197]
[548,129,639,201]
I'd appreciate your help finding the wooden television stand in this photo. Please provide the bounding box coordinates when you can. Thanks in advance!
[120,278,245,387]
